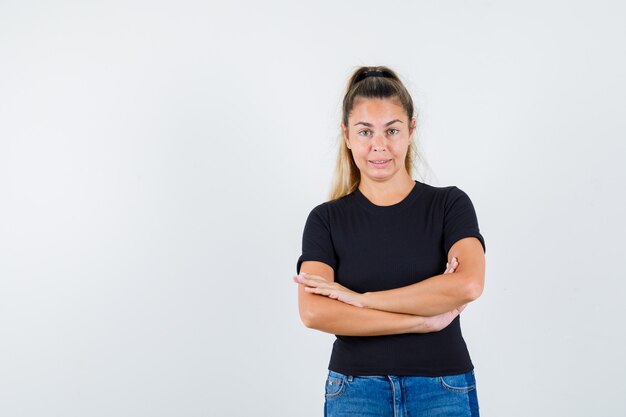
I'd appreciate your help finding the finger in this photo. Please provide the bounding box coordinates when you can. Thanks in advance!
[295,274,326,286]
[307,277,329,287]
[445,259,459,274]
[447,258,458,267]
[302,279,334,291]
[305,286,331,296]
[301,272,327,281]
[293,276,312,286]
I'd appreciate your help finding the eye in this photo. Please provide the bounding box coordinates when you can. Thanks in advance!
[358,130,372,137]
[388,128,399,135]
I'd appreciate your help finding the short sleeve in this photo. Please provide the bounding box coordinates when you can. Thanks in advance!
[443,186,486,256]
[296,203,337,274]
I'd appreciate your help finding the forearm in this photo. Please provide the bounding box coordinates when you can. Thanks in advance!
[362,272,474,317]
[301,292,431,336]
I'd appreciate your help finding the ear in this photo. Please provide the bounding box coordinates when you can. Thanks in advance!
[341,123,351,149]
[409,117,416,137]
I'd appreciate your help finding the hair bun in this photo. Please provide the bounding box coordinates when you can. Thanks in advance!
[355,69,392,83]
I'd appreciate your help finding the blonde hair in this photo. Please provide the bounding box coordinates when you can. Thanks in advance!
[328,66,430,201]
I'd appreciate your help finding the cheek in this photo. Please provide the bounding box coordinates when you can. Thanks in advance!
[385,145,400,157]
[351,146,368,158]
[389,141,409,156]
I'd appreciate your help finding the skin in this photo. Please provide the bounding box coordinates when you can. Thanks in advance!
[343,97,417,205]
[294,265,464,309]
[294,258,466,334]
[294,97,484,331]
[296,236,484,317]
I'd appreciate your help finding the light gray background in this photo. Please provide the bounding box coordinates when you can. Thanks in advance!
[1,1,625,416]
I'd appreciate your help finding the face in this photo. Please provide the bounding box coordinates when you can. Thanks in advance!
[342,97,416,183]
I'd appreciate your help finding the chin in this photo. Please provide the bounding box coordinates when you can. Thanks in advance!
[367,171,396,181]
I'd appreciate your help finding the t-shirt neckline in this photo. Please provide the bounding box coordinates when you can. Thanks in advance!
[353,180,424,214]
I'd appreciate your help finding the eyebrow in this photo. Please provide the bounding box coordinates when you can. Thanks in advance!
[353,119,404,127]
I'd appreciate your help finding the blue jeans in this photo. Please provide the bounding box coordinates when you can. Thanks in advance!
[324,369,479,416]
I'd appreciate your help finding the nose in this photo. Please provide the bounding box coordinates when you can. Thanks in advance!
[372,133,387,151]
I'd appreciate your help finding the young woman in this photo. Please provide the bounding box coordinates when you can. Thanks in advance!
[293,66,486,416]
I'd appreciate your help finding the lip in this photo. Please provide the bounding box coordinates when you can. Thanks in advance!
[368,159,392,168]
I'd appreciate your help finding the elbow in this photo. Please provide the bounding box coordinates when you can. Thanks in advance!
[465,279,484,302]
[299,307,319,329]
[298,291,324,329]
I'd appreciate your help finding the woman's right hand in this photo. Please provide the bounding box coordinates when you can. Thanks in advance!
[422,303,468,332]
[419,257,468,333]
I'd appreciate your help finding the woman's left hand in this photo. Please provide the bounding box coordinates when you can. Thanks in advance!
[293,272,366,308]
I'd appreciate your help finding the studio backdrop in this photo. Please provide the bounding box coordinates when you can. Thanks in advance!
[1,1,625,416]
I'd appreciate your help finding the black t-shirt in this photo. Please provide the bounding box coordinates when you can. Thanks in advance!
[296,180,486,376]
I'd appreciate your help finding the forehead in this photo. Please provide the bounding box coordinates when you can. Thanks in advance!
[350,97,406,119]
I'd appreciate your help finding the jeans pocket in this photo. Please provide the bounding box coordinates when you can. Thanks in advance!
[437,370,476,394]
[325,371,348,399]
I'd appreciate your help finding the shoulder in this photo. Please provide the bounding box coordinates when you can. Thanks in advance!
[309,193,354,217]
[429,184,474,204]
[423,183,466,196]
[441,186,480,216]
[416,182,479,214]
[303,198,340,227]
[444,185,470,200]
[413,181,463,203]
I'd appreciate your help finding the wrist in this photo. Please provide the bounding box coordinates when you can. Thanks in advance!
[414,315,433,334]
[361,292,373,309]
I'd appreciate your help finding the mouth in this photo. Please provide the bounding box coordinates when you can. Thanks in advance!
[368,159,392,168]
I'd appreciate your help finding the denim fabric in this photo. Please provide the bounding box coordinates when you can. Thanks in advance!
[324,369,479,416]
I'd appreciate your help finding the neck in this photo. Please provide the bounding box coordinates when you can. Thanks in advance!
[358,172,415,206]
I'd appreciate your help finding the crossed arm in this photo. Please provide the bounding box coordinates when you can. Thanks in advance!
[295,237,485,336]
[296,261,432,336]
